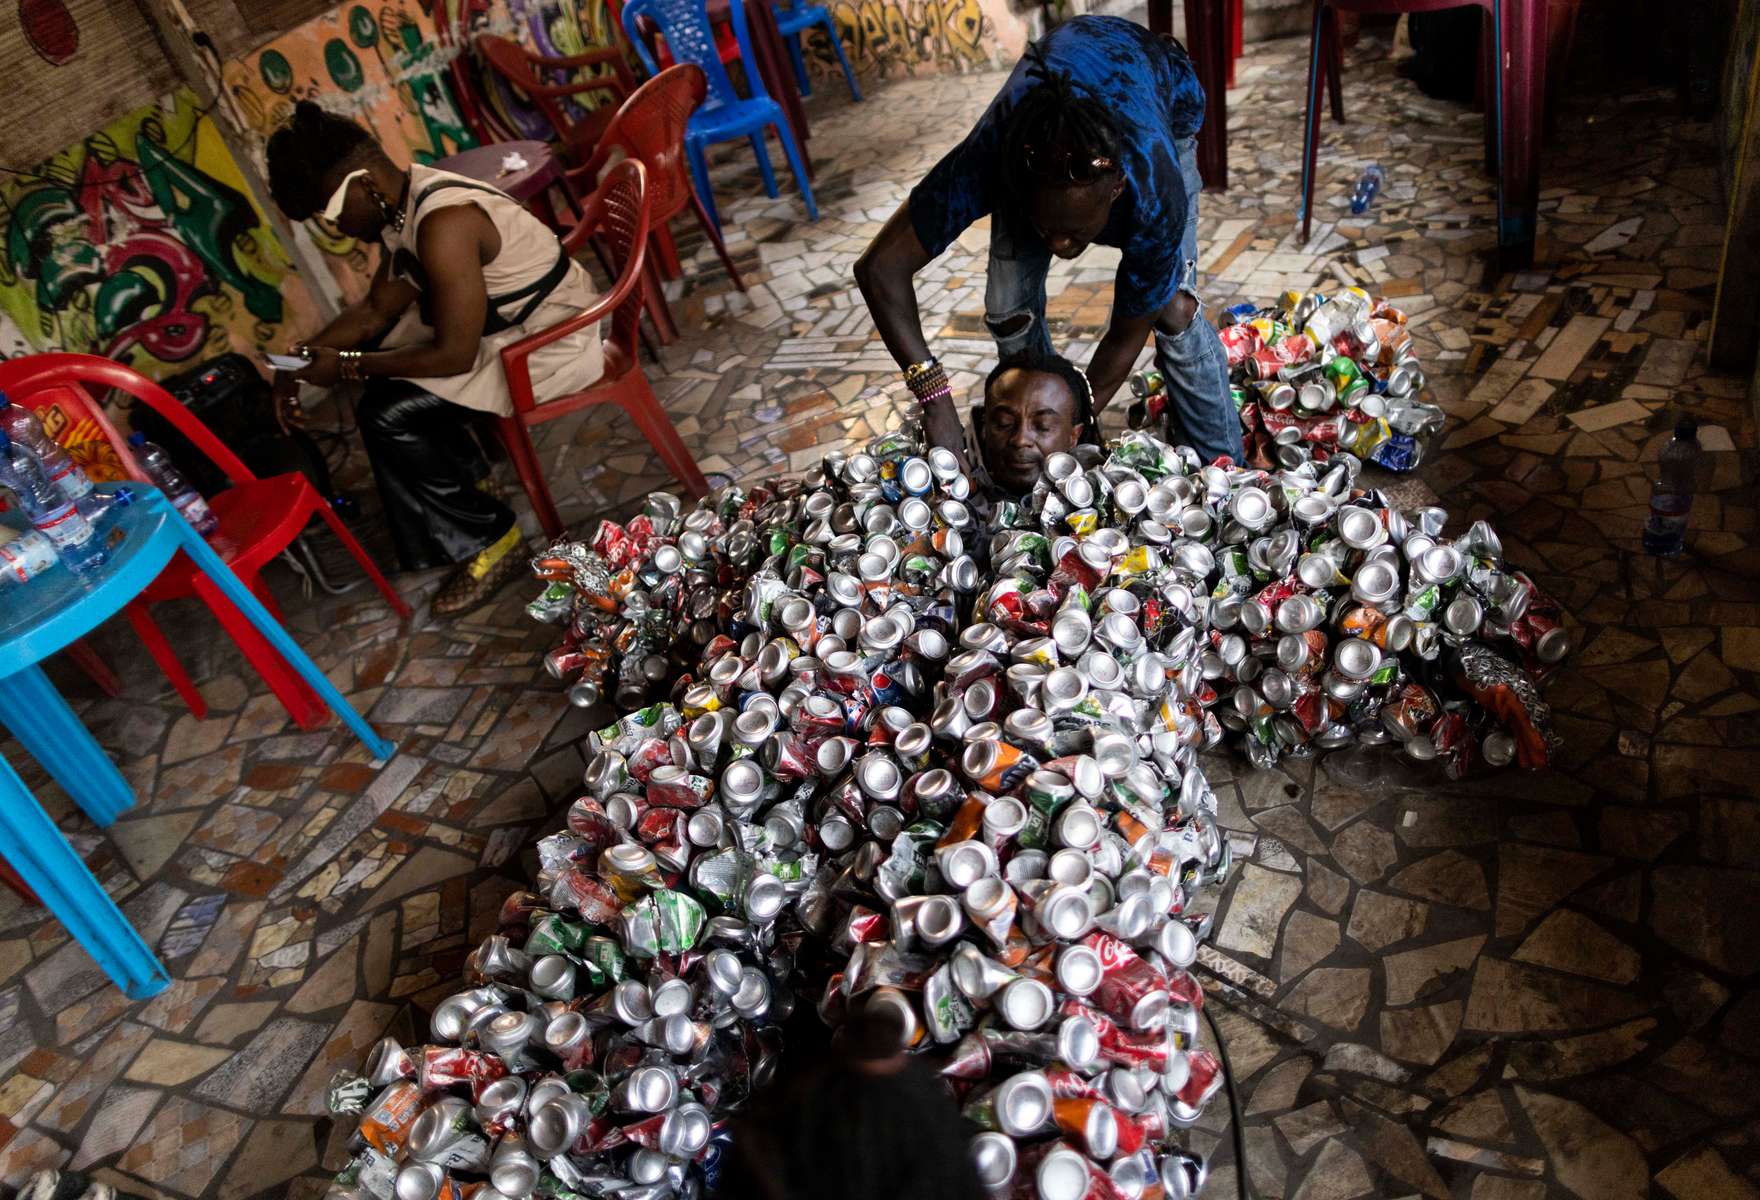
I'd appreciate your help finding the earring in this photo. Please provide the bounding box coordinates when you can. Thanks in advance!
[368,183,404,233]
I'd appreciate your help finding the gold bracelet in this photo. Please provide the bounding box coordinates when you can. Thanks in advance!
[904,358,940,384]
[339,350,364,382]
[904,359,950,406]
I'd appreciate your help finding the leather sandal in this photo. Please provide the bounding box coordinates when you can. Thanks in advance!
[431,541,526,618]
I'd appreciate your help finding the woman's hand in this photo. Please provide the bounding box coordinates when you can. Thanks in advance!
[271,372,308,435]
[291,345,345,388]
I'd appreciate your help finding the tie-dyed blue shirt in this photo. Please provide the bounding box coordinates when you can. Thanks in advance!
[909,15,1206,320]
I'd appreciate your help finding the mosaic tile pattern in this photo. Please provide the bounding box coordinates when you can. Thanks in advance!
[0,17,1754,1198]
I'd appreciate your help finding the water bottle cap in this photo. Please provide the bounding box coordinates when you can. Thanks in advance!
[129,431,147,446]
[0,392,11,408]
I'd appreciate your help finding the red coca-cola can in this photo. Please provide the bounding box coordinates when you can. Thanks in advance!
[645,766,712,810]
[1218,322,1262,367]
[591,519,633,567]
[1054,546,1105,592]
[764,731,819,782]
[544,646,592,681]
[558,871,624,924]
[635,807,683,846]
[1077,929,1161,1020]
[626,736,675,784]
[419,1045,507,1093]
[1289,676,1328,735]
[845,906,890,944]
[1060,1001,1171,1072]
[792,692,849,738]
[1242,347,1287,381]
[1044,1066,1104,1100]
[1112,1106,1166,1156]
[1505,580,1569,666]
[1171,1049,1225,1119]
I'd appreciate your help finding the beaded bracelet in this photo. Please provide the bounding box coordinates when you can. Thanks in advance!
[903,358,951,407]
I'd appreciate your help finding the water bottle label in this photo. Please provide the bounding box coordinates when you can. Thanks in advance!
[176,494,214,528]
[0,530,57,582]
[45,459,94,503]
[33,502,95,551]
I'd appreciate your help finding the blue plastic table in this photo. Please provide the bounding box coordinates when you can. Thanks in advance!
[0,485,395,998]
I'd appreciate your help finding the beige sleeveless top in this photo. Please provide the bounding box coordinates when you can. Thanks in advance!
[378,163,604,417]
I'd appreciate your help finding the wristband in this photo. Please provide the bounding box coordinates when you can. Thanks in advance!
[904,359,950,406]
[339,350,364,382]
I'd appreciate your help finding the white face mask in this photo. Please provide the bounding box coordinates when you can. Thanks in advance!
[321,167,370,222]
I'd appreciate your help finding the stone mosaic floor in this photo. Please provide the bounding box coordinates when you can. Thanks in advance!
[1,18,1756,1200]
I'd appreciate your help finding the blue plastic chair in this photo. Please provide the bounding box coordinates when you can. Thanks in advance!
[0,484,395,996]
[773,0,862,102]
[622,0,819,233]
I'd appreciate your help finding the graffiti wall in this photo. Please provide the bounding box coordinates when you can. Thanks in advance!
[221,0,491,300]
[804,0,1034,82]
[220,0,633,303]
[0,88,319,377]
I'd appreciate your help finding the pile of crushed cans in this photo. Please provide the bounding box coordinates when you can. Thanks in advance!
[322,432,1234,1200]
[1131,287,1446,473]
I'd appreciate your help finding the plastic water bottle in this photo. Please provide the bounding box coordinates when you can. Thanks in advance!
[1350,163,1386,215]
[1643,416,1701,557]
[0,391,100,513]
[128,431,218,536]
[0,430,106,574]
[0,526,60,586]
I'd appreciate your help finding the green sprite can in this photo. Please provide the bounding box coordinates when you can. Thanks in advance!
[1323,354,1370,402]
[580,936,628,987]
[525,913,589,957]
[616,886,704,950]
[1403,583,1442,622]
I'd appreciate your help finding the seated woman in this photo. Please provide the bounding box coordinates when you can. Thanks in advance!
[265,102,603,616]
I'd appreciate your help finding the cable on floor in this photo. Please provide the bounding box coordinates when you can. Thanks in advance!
[1199,982,1252,1200]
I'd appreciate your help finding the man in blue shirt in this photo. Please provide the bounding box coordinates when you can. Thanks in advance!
[854,15,1241,466]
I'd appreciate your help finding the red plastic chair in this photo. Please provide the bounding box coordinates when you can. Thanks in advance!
[0,354,410,729]
[475,33,637,165]
[474,33,681,349]
[498,159,709,539]
[1299,0,1498,244]
[566,65,748,333]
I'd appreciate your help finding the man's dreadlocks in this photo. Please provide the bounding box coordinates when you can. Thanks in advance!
[998,43,1123,196]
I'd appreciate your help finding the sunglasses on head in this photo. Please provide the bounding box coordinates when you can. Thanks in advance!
[1022,142,1117,185]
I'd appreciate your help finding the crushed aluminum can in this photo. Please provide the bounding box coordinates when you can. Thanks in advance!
[336,417,1566,1200]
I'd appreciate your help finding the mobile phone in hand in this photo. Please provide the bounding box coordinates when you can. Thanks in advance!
[266,352,313,372]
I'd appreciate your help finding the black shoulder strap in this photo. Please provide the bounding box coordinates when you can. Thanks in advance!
[482,247,571,335]
[415,177,524,207]
[394,179,572,336]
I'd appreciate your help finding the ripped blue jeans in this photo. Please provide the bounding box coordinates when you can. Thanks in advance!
[984,135,1242,463]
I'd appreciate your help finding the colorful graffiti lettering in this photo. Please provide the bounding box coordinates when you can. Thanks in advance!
[0,89,307,376]
[826,0,997,74]
[220,0,645,303]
